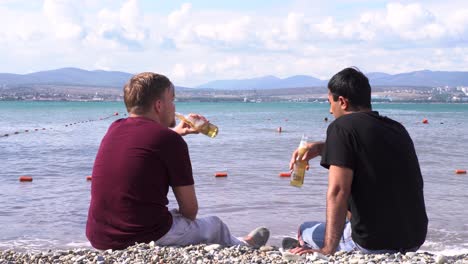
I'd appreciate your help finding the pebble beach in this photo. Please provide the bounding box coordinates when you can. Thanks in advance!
[1,243,467,264]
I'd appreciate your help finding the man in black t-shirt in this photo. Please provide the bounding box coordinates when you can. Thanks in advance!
[288,68,428,255]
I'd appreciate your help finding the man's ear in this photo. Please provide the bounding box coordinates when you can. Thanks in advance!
[153,99,162,114]
[338,96,349,110]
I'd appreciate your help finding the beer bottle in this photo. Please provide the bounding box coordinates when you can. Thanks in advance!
[290,135,308,187]
[175,112,219,138]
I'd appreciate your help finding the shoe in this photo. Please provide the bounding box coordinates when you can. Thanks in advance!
[245,227,270,248]
[282,237,299,250]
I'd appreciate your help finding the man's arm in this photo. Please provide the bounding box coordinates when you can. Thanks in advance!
[289,141,325,170]
[322,165,353,254]
[291,164,353,255]
[172,185,198,220]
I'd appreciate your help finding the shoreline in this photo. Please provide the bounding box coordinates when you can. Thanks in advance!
[1,243,467,263]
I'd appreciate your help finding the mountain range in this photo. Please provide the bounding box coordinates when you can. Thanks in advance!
[0,67,133,88]
[1,67,468,89]
[198,70,468,89]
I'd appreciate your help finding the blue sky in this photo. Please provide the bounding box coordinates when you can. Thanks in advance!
[0,0,467,87]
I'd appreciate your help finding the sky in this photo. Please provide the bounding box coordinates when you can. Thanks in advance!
[0,0,468,87]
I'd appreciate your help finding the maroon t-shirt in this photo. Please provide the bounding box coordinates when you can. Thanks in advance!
[86,117,194,250]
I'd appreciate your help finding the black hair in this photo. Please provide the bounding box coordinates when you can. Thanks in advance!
[328,67,372,111]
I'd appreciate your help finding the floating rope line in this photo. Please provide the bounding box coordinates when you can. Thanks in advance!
[1,112,125,138]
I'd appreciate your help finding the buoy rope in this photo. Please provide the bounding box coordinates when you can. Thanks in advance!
[0,112,124,138]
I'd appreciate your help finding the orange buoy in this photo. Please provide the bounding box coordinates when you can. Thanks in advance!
[86,175,92,181]
[455,169,467,174]
[19,176,33,182]
[215,172,228,177]
[422,119,428,124]
[279,172,291,177]
[277,127,282,133]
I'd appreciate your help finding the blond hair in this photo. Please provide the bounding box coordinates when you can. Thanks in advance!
[123,72,172,114]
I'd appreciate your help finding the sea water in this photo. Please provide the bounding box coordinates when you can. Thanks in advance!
[0,101,467,255]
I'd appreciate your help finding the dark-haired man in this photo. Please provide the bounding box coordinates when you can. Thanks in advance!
[287,67,428,255]
[86,72,269,250]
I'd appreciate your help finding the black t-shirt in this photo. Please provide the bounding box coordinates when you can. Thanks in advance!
[321,111,428,250]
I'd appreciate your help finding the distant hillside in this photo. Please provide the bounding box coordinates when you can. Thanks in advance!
[369,70,468,87]
[197,75,325,90]
[198,70,468,90]
[0,67,133,88]
[1,68,468,90]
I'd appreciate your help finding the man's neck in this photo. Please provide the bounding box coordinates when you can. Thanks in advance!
[343,107,372,115]
[129,112,161,124]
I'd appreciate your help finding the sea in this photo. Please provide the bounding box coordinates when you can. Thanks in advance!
[0,101,467,255]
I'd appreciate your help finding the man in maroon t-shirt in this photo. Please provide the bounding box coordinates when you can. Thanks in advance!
[86,72,269,250]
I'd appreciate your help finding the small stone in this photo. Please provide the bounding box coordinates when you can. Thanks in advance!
[149,241,155,248]
[406,252,416,258]
[259,246,274,252]
[282,251,304,261]
[435,254,447,264]
[75,255,86,262]
[204,244,221,251]
[314,252,330,261]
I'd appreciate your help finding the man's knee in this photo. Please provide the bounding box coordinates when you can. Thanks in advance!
[299,221,323,233]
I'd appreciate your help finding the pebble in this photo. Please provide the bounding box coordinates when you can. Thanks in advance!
[259,245,274,252]
[281,251,304,261]
[436,254,448,264]
[204,244,221,251]
[0,243,467,264]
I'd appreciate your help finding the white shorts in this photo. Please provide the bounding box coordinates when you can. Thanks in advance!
[155,210,246,246]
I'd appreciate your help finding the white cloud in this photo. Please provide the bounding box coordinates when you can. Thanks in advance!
[385,3,446,40]
[315,17,340,39]
[168,3,191,28]
[119,0,146,41]
[214,57,241,72]
[172,64,187,80]
[192,63,207,75]
[445,9,468,36]
[284,12,305,41]
[43,0,84,40]
[192,16,252,44]
[1,1,468,86]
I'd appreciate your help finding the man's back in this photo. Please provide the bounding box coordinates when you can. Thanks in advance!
[321,111,428,250]
[86,117,193,250]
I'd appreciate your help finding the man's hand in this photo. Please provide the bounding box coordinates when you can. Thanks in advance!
[289,246,318,255]
[289,141,324,170]
[289,246,333,256]
[173,114,207,136]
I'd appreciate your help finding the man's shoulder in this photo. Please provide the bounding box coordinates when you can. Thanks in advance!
[110,118,185,144]
[333,111,397,126]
